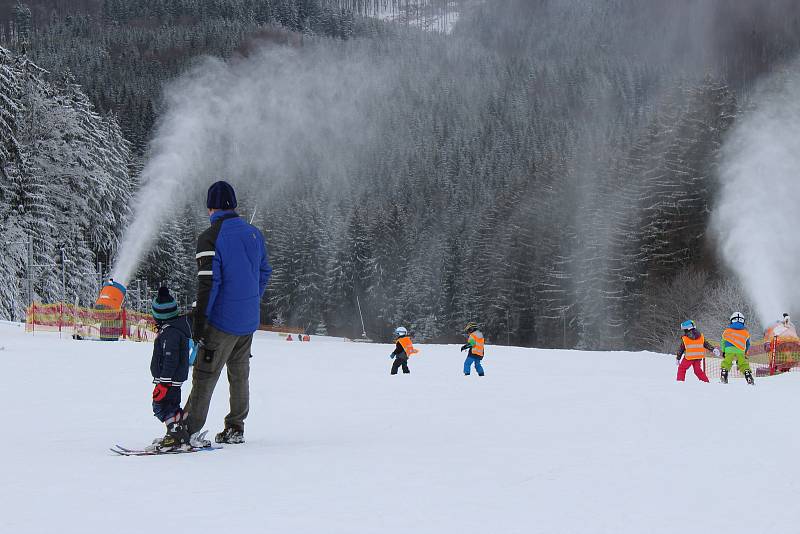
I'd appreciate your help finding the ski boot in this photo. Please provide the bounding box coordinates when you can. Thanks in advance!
[720,368,729,384]
[189,430,211,448]
[744,370,755,386]
[146,421,189,452]
[150,410,190,451]
[215,426,245,444]
[157,420,190,451]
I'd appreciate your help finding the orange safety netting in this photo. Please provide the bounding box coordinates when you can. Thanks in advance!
[703,334,800,380]
[25,302,157,342]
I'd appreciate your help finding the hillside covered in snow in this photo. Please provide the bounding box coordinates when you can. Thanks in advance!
[2,323,796,534]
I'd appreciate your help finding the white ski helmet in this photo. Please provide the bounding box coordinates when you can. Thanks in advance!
[394,326,408,337]
[730,312,745,324]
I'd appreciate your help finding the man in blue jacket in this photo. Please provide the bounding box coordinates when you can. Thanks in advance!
[185,181,272,445]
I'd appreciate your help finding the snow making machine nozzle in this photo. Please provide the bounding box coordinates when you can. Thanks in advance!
[95,279,127,311]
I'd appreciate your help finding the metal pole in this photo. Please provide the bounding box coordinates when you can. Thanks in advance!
[61,248,66,303]
[356,295,367,340]
[60,248,66,339]
[562,309,566,348]
[250,204,258,225]
[27,234,33,308]
[506,308,510,346]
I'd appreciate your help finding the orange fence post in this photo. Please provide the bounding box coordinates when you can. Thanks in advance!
[770,336,777,376]
[121,308,128,340]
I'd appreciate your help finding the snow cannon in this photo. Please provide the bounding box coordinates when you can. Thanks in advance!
[94,279,126,341]
[762,315,800,375]
[95,279,126,311]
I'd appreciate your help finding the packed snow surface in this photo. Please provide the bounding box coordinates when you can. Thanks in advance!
[2,322,798,533]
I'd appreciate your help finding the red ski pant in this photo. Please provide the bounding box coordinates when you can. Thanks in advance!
[677,358,709,382]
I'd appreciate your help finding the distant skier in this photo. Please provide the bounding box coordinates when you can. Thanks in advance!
[675,320,717,382]
[149,287,193,450]
[721,312,754,385]
[389,326,417,375]
[461,321,485,376]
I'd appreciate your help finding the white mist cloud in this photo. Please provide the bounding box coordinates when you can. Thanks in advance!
[112,40,396,284]
[713,61,800,327]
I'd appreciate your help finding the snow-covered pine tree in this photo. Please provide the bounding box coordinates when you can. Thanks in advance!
[2,55,53,313]
[325,205,376,337]
[371,202,409,336]
[0,46,22,176]
[0,46,26,316]
[15,68,132,306]
[0,47,132,318]
[12,2,33,51]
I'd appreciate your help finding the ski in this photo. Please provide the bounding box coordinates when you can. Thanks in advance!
[110,444,220,456]
[111,432,220,456]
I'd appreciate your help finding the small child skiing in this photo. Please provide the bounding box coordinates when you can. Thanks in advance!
[720,311,754,385]
[389,326,418,374]
[676,320,717,382]
[150,287,193,449]
[461,321,485,376]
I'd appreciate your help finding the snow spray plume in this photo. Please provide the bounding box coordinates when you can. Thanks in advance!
[112,40,395,284]
[713,61,800,327]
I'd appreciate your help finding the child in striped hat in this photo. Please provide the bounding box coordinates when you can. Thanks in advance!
[149,287,193,450]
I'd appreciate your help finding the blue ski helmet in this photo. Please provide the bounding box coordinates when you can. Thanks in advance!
[680,320,695,331]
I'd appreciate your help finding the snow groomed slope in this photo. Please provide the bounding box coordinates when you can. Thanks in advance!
[1,322,797,534]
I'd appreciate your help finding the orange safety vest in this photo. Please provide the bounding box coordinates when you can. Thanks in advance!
[469,331,485,357]
[398,336,418,356]
[681,334,706,361]
[722,328,750,353]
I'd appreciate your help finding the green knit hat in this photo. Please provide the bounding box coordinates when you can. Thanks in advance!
[151,287,179,321]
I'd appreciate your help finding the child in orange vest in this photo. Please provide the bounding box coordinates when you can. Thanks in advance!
[720,312,753,385]
[461,322,485,376]
[389,326,417,374]
[676,320,717,382]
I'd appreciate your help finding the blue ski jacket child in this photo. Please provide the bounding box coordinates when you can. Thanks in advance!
[150,315,192,387]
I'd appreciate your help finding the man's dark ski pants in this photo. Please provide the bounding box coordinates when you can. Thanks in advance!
[185,325,252,434]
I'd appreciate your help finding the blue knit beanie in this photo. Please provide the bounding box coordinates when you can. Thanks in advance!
[152,287,179,321]
[206,181,237,210]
